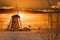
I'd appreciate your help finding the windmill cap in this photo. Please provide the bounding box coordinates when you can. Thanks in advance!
[12,14,20,18]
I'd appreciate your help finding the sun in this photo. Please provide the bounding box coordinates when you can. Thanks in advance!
[18,14,24,18]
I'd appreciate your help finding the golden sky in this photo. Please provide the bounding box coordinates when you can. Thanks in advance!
[0,0,60,9]
[0,11,50,29]
[0,0,60,29]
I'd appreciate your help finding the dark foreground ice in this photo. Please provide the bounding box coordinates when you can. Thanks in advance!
[0,31,60,40]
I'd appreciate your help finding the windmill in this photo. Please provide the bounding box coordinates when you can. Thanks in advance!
[6,1,22,31]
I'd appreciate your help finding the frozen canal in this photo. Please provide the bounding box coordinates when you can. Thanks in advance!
[0,31,60,40]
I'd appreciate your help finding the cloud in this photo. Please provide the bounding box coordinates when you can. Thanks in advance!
[0,6,14,9]
[0,0,49,9]
[51,2,60,8]
[0,0,60,9]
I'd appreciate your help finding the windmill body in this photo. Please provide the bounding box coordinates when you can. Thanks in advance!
[7,14,21,31]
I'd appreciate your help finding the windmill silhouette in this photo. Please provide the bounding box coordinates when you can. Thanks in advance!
[6,2,22,31]
[7,14,21,31]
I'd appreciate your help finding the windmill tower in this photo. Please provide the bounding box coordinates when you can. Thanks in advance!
[6,0,22,31]
[7,14,22,31]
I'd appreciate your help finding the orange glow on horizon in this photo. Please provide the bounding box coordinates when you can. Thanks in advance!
[18,14,24,18]
[0,12,52,29]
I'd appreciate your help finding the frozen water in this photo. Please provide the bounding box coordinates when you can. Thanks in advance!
[0,31,60,40]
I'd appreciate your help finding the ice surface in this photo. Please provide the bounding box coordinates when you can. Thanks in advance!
[0,31,60,40]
